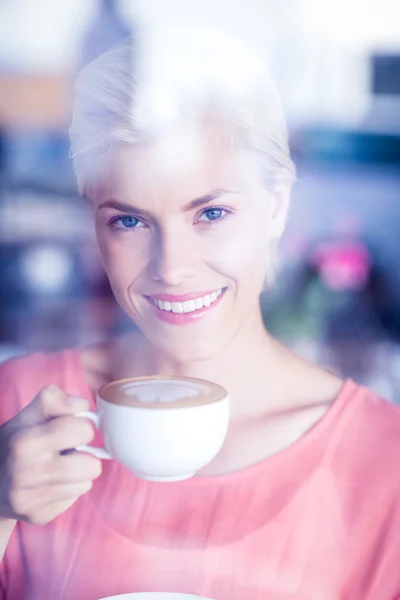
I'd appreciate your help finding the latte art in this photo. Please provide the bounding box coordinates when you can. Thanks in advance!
[100,375,225,409]
[120,380,210,404]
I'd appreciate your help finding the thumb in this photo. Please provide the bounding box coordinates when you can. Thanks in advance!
[12,385,90,429]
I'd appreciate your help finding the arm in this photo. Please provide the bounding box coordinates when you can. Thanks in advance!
[0,366,101,568]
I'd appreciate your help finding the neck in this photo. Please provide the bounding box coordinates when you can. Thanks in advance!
[112,308,293,421]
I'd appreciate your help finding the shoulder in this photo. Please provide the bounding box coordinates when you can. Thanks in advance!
[0,348,86,423]
[330,380,400,492]
[341,380,400,451]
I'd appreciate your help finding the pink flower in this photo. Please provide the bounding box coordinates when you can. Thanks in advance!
[311,242,371,291]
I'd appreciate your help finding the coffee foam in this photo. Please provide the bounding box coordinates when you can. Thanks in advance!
[119,379,210,404]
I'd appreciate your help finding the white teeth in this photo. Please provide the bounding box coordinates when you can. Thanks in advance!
[194,297,204,310]
[203,294,212,307]
[151,289,224,314]
[171,302,183,314]
[182,300,196,313]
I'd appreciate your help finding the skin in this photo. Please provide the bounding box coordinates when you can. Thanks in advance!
[0,387,102,558]
[0,122,342,553]
[84,122,343,473]
[93,124,276,365]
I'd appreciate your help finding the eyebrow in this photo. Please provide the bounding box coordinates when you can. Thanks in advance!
[98,188,237,216]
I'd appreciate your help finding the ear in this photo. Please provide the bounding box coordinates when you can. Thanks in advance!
[269,183,291,239]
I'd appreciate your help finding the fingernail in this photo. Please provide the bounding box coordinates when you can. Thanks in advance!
[68,396,88,408]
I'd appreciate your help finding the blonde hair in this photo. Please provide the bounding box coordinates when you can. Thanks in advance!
[69,24,295,196]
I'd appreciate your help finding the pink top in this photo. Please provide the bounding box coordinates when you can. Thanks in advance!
[1,349,400,600]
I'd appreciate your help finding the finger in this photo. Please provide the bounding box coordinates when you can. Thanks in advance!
[12,386,90,429]
[45,481,93,502]
[51,453,103,485]
[12,452,102,488]
[24,497,87,526]
[10,416,95,465]
[10,481,93,519]
[42,415,95,454]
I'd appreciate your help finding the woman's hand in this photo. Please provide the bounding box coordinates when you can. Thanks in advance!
[0,385,102,526]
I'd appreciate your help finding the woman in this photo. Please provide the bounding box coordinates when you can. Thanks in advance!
[1,25,400,600]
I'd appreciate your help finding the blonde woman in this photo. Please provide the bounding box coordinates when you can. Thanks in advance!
[0,25,399,600]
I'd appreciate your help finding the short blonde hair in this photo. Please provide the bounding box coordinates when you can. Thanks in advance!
[69,24,295,196]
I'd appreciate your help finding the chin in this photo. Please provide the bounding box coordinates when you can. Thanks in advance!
[170,345,221,365]
[149,333,228,365]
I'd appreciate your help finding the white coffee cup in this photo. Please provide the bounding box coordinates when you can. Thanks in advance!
[72,375,229,482]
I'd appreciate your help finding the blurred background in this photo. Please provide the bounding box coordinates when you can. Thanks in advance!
[1,0,400,400]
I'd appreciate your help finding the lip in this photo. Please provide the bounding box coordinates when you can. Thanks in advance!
[145,288,227,326]
[147,289,223,302]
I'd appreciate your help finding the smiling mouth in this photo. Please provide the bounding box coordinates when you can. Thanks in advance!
[149,288,225,314]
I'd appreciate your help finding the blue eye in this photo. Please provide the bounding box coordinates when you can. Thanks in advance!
[109,215,145,230]
[199,208,226,222]
[119,216,140,228]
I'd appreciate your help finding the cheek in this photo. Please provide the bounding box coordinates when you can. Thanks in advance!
[95,227,148,286]
[205,221,268,289]
[95,227,119,276]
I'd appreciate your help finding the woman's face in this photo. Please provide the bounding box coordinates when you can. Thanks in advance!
[91,124,280,363]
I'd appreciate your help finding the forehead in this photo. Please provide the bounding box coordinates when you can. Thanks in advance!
[91,123,264,204]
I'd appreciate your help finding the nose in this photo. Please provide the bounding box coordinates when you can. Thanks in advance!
[149,226,197,286]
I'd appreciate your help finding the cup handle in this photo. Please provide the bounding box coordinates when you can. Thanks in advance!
[74,409,113,460]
